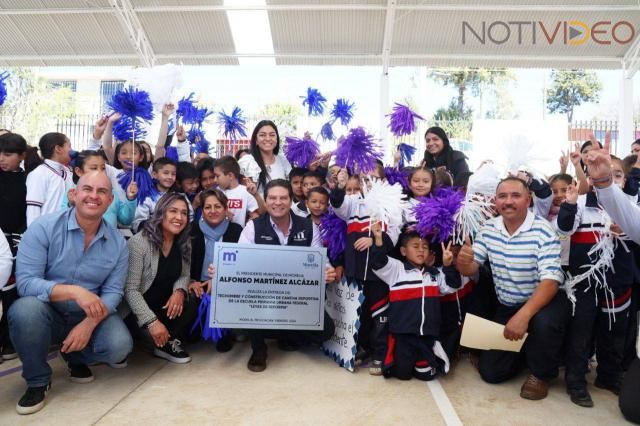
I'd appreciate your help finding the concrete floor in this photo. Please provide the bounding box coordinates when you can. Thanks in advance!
[0,342,631,425]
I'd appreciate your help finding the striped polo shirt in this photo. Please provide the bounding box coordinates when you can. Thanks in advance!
[473,210,564,306]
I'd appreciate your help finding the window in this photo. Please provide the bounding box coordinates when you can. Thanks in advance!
[100,80,126,113]
[47,80,77,92]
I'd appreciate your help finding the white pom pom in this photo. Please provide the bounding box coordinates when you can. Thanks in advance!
[364,181,404,226]
[467,162,502,197]
[128,64,183,112]
[238,154,261,183]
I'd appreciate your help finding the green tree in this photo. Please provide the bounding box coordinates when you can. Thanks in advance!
[429,68,514,117]
[546,69,602,122]
[257,102,303,136]
[0,67,76,144]
[432,100,473,139]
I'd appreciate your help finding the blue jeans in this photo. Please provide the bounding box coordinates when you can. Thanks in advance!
[8,296,133,387]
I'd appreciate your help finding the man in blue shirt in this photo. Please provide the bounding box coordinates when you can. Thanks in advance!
[8,172,132,415]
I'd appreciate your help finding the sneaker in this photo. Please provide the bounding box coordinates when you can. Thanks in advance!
[594,376,622,396]
[2,342,18,360]
[247,348,267,372]
[520,374,548,400]
[69,364,95,384]
[153,339,191,364]
[16,383,51,415]
[108,357,128,369]
[369,360,383,376]
[567,387,594,408]
[354,348,369,367]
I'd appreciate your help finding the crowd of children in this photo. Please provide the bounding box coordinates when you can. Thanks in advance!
[1,115,640,418]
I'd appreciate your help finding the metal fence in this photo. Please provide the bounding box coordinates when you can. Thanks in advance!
[55,114,100,150]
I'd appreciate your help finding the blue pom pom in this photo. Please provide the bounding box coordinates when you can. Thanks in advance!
[301,87,327,117]
[108,85,154,122]
[334,127,383,174]
[112,115,147,142]
[284,134,320,168]
[194,138,210,155]
[320,212,348,262]
[0,71,9,106]
[165,146,179,163]
[397,143,417,168]
[217,106,247,142]
[190,294,229,342]
[413,187,464,243]
[330,98,355,127]
[176,92,199,123]
[320,121,335,141]
[187,126,208,145]
[384,167,410,192]
[387,103,424,138]
[118,167,158,205]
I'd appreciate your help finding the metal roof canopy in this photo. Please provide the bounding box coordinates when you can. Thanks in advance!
[0,0,639,75]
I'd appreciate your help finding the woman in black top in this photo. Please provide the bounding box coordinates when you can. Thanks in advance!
[123,193,198,364]
[422,126,470,180]
[189,189,242,351]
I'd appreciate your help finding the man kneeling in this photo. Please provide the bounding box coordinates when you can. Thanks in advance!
[9,172,132,415]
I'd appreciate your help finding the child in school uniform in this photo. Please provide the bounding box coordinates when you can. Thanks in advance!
[371,225,460,380]
[0,132,28,359]
[292,170,325,218]
[555,156,635,408]
[25,132,73,226]
[330,162,400,375]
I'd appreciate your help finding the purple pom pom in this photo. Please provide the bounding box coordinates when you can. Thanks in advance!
[112,115,147,142]
[284,134,320,168]
[176,92,199,124]
[334,127,383,174]
[165,146,179,163]
[118,167,158,205]
[301,87,326,117]
[0,71,9,106]
[190,294,228,342]
[330,98,354,127]
[384,167,409,192]
[108,85,154,122]
[217,106,247,142]
[387,103,424,137]
[320,212,347,262]
[320,121,335,141]
[397,143,417,168]
[413,187,464,243]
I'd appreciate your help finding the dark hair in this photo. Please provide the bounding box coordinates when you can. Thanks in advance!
[264,178,292,200]
[423,126,455,169]
[113,140,145,170]
[496,176,530,192]
[549,173,573,186]
[138,141,153,168]
[580,140,603,153]
[142,192,191,261]
[72,150,105,184]
[307,186,329,199]
[234,148,250,161]
[24,145,42,173]
[632,139,640,147]
[176,161,198,183]
[39,132,68,159]
[302,170,326,186]
[623,155,637,176]
[250,120,281,189]
[399,230,427,249]
[289,167,307,180]
[198,188,229,211]
[0,132,27,155]
[214,155,241,179]
[434,168,453,188]
[152,156,177,173]
[373,159,385,178]
[196,157,216,180]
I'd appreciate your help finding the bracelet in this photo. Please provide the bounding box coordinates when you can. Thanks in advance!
[143,317,158,329]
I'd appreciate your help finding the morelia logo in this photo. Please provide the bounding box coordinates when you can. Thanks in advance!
[462,20,635,46]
